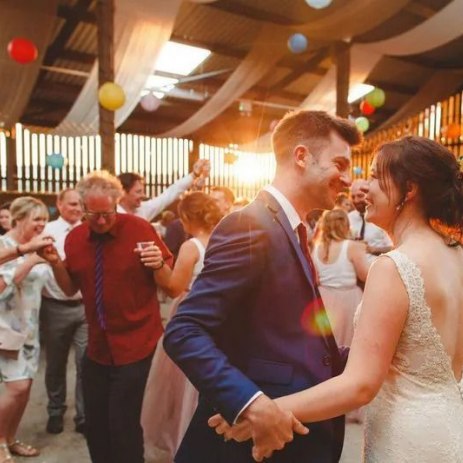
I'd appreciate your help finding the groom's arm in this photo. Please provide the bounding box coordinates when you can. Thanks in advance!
[163,211,267,424]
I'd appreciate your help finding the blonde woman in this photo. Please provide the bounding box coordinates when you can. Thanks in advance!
[312,209,369,347]
[141,192,222,463]
[0,197,50,462]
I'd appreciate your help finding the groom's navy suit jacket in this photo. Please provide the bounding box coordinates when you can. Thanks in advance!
[164,191,346,463]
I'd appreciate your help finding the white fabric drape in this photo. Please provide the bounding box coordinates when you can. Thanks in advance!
[159,23,290,137]
[159,0,409,138]
[244,0,463,151]
[0,0,58,128]
[55,0,182,135]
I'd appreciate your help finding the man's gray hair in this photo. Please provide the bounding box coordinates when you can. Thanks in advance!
[76,170,123,202]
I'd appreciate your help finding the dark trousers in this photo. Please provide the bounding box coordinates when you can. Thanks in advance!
[41,298,88,425]
[82,353,153,463]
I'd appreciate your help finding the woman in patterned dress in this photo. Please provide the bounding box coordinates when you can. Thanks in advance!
[0,197,50,462]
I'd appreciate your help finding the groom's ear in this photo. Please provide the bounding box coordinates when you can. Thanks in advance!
[294,145,309,169]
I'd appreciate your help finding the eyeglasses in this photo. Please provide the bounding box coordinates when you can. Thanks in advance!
[84,208,116,219]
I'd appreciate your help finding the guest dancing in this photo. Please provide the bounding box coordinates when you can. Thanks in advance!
[141,192,222,463]
[0,197,50,462]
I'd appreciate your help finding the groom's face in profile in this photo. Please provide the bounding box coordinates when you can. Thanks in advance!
[301,131,352,210]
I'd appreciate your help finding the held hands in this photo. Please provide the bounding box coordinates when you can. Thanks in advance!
[134,243,164,270]
[208,395,309,462]
[37,244,61,265]
[22,234,55,254]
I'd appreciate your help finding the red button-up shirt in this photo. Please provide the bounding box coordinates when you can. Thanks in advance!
[64,213,172,365]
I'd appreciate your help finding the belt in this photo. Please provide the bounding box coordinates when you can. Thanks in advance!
[43,296,83,307]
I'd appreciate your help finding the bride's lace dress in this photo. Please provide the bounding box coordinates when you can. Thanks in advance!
[356,250,463,462]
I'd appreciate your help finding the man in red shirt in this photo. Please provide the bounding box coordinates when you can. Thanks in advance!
[40,170,172,463]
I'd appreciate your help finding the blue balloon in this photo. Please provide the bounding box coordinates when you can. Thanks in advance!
[353,166,363,175]
[46,153,64,169]
[305,0,333,9]
[288,33,308,54]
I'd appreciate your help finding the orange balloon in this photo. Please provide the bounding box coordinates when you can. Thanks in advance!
[446,123,461,139]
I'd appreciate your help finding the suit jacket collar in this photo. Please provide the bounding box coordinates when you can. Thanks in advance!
[257,190,315,290]
[257,190,341,359]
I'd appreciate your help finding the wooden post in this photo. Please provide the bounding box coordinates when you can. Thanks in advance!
[97,0,115,173]
[6,128,17,191]
[334,41,350,118]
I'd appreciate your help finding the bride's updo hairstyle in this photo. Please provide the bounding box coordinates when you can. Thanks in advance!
[178,191,223,232]
[374,135,463,237]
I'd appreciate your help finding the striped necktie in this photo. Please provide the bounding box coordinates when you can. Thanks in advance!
[94,239,107,330]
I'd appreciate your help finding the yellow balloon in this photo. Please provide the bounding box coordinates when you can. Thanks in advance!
[98,82,125,111]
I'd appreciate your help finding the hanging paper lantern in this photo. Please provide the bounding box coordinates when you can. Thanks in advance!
[7,37,38,64]
[360,100,375,116]
[355,116,369,133]
[140,93,161,112]
[98,82,125,111]
[353,166,363,176]
[288,33,308,54]
[445,122,461,139]
[46,153,64,169]
[365,87,386,108]
[305,0,333,9]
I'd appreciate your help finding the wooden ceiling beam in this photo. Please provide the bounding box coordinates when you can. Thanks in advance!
[366,80,418,96]
[269,48,328,91]
[60,49,95,65]
[207,2,296,25]
[404,1,438,19]
[57,4,96,24]
[45,0,94,66]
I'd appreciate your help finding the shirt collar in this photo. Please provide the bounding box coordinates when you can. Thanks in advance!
[87,214,120,241]
[264,185,303,231]
[56,215,81,231]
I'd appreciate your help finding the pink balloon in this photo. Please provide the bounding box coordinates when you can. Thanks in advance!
[140,94,161,112]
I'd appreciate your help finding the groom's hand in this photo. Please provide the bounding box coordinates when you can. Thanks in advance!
[241,394,309,462]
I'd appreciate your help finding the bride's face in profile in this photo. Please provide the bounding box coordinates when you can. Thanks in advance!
[365,159,401,232]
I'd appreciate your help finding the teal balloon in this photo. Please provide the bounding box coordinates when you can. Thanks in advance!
[365,88,386,108]
[46,153,64,169]
[355,117,369,133]
[353,166,363,175]
[288,33,308,54]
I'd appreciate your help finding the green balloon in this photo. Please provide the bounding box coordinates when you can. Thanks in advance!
[355,117,369,133]
[366,88,386,108]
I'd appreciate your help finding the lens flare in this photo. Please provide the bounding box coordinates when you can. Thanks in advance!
[300,298,333,337]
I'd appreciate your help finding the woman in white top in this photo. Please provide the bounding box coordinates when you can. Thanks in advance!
[0,197,50,462]
[141,192,223,463]
[312,208,369,346]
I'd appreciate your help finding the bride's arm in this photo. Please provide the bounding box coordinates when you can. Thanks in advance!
[276,256,408,423]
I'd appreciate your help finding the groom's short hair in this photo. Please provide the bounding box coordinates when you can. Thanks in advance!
[272,110,361,165]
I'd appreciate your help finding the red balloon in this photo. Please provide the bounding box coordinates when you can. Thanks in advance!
[360,100,375,116]
[7,37,38,64]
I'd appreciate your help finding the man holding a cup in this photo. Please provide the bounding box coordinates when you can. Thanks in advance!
[39,170,172,463]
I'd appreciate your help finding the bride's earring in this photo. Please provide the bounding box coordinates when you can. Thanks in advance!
[395,198,406,211]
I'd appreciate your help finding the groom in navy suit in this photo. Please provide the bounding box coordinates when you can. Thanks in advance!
[164,110,361,462]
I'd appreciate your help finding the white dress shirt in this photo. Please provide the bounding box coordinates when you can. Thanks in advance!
[348,209,392,263]
[43,216,82,301]
[117,173,194,221]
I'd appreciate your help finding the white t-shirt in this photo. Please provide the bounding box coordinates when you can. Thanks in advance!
[117,173,194,221]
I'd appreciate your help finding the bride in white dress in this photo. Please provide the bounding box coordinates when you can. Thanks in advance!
[209,135,463,462]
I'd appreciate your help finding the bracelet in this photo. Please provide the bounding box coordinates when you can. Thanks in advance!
[153,260,165,271]
[16,245,24,256]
